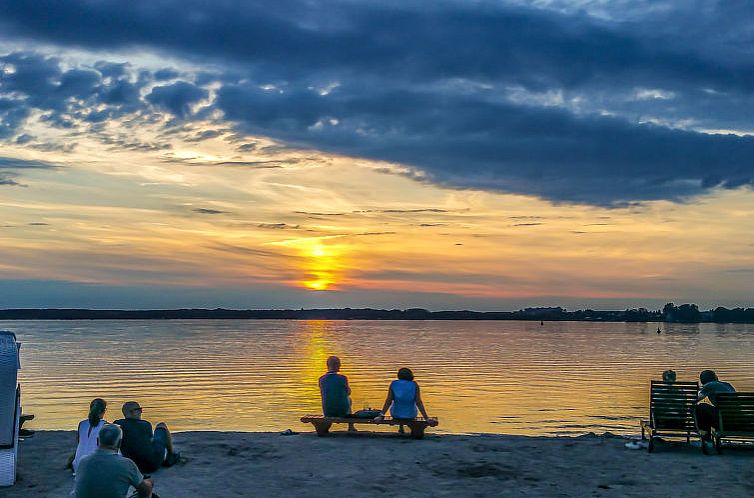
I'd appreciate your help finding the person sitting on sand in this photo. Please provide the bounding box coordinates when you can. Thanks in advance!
[374,367,430,433]
[72,398,108,475]
[319,355,356,431]
[73,423,154,498]
[695,369,735,444]
[115,401,180,473]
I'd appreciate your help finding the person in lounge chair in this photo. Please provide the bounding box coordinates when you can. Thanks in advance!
[662,369,676,383]
[115,402,180,473]
[375,367,430,433]
[73,423,153,498]
[72,398,108,475]
[695,369,735,444]
[658,369,692,429]
[319,356,356,431]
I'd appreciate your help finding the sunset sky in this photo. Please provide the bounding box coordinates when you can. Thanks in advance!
[1,1,753,310]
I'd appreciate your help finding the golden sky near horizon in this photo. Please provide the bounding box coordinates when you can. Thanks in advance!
[2,112,754,309]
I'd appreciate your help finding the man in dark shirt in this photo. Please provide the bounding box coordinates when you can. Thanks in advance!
[695,369,736,445]
[115,401,179,473]
[319,356,356,431]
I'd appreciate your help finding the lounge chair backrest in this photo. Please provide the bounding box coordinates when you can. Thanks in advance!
[650,380,698,429]
[716,392,754,433]
[0,332,20,447]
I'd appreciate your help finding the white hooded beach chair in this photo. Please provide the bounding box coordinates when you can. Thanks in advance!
[0,331,21,486]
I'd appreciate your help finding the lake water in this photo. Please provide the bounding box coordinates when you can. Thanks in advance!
[3,320,754,436]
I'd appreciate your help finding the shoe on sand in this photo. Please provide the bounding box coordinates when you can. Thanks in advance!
[163,452,181,467]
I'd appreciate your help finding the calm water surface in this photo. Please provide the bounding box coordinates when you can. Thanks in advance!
[4,320,754,436]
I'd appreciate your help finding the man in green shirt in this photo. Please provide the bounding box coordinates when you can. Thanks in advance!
[73,424,153,498]
[319,356,357,431]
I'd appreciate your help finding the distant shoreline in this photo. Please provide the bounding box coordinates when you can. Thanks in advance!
[1,305,754,323]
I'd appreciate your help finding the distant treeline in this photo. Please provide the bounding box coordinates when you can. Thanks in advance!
[0,303,753,323]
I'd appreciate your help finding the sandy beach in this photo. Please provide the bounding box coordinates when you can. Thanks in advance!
[5,430,753,497]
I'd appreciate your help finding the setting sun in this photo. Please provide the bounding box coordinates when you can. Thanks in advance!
[305,280,329,291]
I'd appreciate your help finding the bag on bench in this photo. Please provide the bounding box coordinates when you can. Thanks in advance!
[350,409,382,419]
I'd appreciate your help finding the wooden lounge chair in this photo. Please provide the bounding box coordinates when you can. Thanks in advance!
[301,415,438,439]
[640,380,698,452]
[708,392,754,454]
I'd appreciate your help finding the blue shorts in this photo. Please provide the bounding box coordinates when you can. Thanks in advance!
[152,427,168,462]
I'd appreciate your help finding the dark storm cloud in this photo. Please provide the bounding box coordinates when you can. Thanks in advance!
[184,129,224,142]
[0,98,30,139]
[154,68,180,81]
[0,52,152,137]
[2,1,754,204]
[145,81,208,118]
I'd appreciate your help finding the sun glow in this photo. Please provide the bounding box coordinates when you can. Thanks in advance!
[305,279,330,291]
[271,238,345,291]
[303,242,338,290]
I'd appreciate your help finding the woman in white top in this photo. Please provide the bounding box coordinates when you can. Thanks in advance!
[72,398,107,474]
[375,368,430,432]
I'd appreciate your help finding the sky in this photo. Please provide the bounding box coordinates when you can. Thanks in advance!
[0,0,753,310]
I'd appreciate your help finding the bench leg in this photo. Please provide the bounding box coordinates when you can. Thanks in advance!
[409,424,425,440]
[313,422,332,436]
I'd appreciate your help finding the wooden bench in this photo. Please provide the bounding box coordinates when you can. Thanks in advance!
[640,380,698,452]
[301,415,438,439]
[709,392,754,454]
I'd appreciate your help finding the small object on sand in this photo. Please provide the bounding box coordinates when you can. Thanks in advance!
[624,441,641,450]
[657,327,661,334]
[280,428,299,436]
[624,440,649,450]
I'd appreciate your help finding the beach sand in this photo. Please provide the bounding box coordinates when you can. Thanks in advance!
[5,430,754,497]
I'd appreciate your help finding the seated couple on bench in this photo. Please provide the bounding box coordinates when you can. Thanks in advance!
[317,356,433,435]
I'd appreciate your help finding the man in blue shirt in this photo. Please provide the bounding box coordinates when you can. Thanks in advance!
[318,356,356,431]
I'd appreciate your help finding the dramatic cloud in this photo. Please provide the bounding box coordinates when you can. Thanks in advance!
[1,1,754,204]
[146,81,208,118]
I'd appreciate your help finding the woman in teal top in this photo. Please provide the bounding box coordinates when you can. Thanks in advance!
[375,368,430,431]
